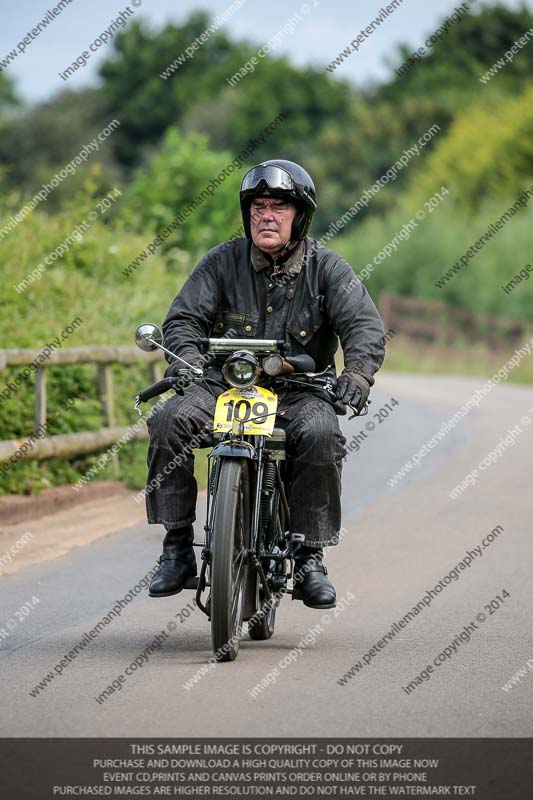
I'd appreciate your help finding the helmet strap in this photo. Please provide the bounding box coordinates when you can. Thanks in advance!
[291,207,308,241]
[280,239,293,258]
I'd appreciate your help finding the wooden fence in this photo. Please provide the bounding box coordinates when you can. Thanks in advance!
[0,346,164,466]
[379,293,529,351]
[0,295,530,467]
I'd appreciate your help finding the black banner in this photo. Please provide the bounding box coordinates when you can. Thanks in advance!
[1,738,531,798]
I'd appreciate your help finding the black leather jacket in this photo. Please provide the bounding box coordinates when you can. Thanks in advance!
[162,236,386,411]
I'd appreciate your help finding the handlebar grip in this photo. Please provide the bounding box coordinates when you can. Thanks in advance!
[285,353,316,373]
[137,377,183,403]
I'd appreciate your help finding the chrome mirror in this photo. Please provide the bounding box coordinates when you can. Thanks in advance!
[134,323,163,352]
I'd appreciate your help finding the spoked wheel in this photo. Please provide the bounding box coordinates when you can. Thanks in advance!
[211,458,251,662]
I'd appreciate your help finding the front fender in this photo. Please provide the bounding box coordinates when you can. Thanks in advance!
[209,441,256,459]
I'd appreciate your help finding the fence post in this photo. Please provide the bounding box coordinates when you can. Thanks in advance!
[97,364,119,476]
[34,368,47,433]
[150,361,163,382]
[380,293,393,334]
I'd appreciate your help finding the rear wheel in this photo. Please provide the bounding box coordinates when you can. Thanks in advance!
[248,585,278,640]
[211,458,250,661]
[248,488,283,641]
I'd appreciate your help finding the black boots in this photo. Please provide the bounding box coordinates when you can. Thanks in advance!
[292,544,336,609]
[149,525,197,598]
[148,529,336,607]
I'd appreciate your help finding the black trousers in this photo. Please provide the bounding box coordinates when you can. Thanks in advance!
[145,383,347,547]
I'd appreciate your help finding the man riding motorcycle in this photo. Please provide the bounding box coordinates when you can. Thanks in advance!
[145,159,385,609]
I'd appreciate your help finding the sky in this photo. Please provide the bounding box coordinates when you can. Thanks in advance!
[1,0,531,103]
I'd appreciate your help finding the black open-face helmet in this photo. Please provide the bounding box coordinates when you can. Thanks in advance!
[239,159,317,241]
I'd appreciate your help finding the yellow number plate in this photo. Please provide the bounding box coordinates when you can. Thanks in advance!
[213,385,278,436]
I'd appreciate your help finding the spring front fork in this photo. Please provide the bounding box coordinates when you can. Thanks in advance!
[259,460,277,536]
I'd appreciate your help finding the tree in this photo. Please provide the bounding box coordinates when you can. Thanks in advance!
[0,88,120,203]
[99,14,258,165]
[0,72,19,113]
[310,4,533,229]
[380,3,533,109]
[99,13,356,175]
[303,94,443,230]
[183,57,354,163]
[404,82,533,210]
[118,127,242,257]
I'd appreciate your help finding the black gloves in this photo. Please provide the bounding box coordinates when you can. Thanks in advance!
[164,350,205,379]
[163,352,206,395]
[335,371,370,413]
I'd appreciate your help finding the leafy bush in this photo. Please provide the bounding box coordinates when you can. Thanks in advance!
[118,127,242,258]
[0,187,189,495]
[335,195,533,320]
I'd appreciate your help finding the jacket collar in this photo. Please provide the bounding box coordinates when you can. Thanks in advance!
[251,240,306,276]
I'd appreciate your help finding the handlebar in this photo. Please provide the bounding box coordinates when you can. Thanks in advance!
[134,367,327,405]
[135,370,367,418]
[135,339,368,418]
[198,337,287,353]
[136,376,185,403]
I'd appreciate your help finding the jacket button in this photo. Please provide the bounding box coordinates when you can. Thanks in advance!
[244,325,252,332]
[299,330,307,337]
[266,306,273,313]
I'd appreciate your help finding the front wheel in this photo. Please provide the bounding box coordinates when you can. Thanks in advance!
[211,458,251,661]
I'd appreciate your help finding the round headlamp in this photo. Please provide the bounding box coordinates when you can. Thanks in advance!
[222,350,260,389]
[262,353,285,377]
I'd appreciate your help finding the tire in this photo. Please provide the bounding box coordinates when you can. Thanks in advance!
[211,458,251,662]
[248,489,282,641]
[248,586,277,640]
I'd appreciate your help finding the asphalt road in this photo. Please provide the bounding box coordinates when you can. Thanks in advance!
[1,371,532,737]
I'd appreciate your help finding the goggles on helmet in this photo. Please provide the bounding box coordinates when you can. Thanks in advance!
[240,165,295,194]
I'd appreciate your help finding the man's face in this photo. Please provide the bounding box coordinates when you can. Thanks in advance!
[250,197,297,255]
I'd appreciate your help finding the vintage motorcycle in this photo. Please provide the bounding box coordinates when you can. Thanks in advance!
[134,324,364,662]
